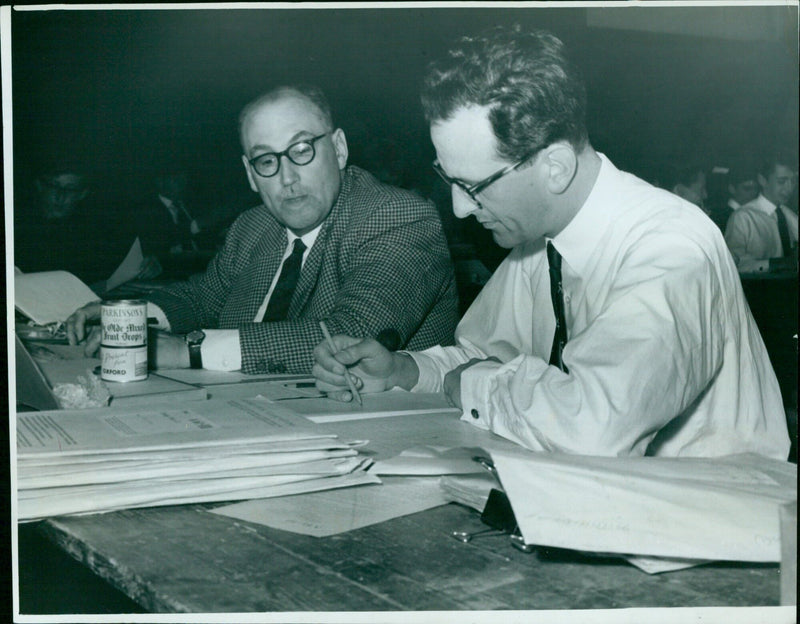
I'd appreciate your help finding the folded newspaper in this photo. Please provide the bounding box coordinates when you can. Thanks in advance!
[15,396,377,520]
[489,448,797,569]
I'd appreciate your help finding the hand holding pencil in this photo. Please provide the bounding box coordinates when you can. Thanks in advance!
[318,321,362,405]
[313,323,411,403]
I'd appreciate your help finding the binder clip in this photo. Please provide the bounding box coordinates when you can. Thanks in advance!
[450,456,535,553]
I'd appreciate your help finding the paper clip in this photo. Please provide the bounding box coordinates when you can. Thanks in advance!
[450,527,505,543]
[452,456,537,554]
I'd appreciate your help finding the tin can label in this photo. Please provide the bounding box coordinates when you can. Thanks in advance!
[101,300,148,382]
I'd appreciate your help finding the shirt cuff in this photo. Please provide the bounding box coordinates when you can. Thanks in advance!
[146,302,171,331]
[406,351,445,393]
[458,359,504,430]
[200,329,242,371]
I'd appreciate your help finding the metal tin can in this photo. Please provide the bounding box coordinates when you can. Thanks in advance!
[100,300,148,382]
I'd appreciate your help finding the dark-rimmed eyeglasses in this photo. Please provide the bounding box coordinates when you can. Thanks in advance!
[247,133,328,178]
[432,151,537,208]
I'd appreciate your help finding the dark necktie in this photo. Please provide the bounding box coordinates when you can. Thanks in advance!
[263,238,306,322]
[547,241,569,373]
[775,206,793,257]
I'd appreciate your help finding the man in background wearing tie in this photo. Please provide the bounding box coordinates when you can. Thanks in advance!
[313,25,789,460]
[724,153,798,274]
[67,84,458,374]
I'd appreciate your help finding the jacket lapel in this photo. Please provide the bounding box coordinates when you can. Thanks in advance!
[246,220,287,318]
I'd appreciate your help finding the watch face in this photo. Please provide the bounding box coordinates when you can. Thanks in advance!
[186,330,205,344]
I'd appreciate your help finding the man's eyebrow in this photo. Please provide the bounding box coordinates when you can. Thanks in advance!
[249,131,319,155]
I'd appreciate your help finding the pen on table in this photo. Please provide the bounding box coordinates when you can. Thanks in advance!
[319,320,363,406]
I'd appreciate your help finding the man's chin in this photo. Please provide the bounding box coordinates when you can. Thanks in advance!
[490,230,517,249]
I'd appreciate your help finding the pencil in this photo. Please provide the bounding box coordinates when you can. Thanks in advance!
[319,320,363,406]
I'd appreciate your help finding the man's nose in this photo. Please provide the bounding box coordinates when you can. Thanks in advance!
[451,188,480,219]
[278,156,301,186]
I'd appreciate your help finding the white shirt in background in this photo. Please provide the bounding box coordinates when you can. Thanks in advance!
[724,194,798,273]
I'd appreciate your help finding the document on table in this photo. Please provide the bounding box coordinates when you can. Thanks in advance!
[278,389,461,423]
[105,237,144,292]
[491,448,797,563]
[371,445,490,475]
[16,397,325,457]
[211,476,448,537]
[154,368,309,386]
[19,467,379,520]
[16,397,378,520]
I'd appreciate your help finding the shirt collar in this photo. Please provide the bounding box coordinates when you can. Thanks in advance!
[746,194,778,215]
[286,223,322,254]
[550,152,618,274]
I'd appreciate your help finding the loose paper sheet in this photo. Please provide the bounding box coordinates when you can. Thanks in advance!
[491,449,797,563]
[278,389,461,423]
[105,237,144,292]
[14,270,99,325]
[152,369,308,386]
[211,476,448,537]
[371,445,490,475]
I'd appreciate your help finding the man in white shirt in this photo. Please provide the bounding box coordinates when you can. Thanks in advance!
[726,164,760,212]
[313,25,789,460]
[724,154,798,274]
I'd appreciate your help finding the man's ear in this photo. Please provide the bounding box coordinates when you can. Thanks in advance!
[241,155,259,193]
[544,143,578,195]
[331,128,349,170]
[757,173,767,190]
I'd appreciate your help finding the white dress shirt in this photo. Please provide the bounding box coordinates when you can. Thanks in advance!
[148,225,321,371]
[724,194,799,273]
[409,154,788,459]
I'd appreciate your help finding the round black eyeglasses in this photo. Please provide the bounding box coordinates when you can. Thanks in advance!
[248,133,328,178]
[432,151,536,208]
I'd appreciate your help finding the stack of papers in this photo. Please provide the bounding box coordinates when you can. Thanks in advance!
[16,397,377,521]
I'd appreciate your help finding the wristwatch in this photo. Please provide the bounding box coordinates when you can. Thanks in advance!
[185,330,206,369]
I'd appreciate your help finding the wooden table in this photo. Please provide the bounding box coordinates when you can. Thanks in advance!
[16,396,789,617]
[33,501,781,614]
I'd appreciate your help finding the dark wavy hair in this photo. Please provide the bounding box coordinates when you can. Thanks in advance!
[421,25,588,161]
[238,84,335,149]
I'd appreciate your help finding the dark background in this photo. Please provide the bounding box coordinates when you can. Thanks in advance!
[9,4,799,230]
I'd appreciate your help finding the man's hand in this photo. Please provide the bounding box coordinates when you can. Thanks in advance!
[66,301,103,357]
[443,357,500,409]
[312,335,418,402]
[147,330,191,370]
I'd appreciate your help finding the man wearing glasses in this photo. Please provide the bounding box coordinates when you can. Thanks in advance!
[67,84,458,374]
[313,26,789,460]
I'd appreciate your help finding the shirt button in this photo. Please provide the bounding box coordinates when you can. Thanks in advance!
[471,408,480,419]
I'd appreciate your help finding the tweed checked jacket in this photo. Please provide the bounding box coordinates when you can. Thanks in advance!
[147,166,459,374]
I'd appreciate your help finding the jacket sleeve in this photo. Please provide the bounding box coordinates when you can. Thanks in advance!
[238,188,457,374]
[145,212,255,331]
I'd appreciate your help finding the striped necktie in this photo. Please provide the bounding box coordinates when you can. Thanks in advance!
[263,238,306,322]
[547,241,569,373]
